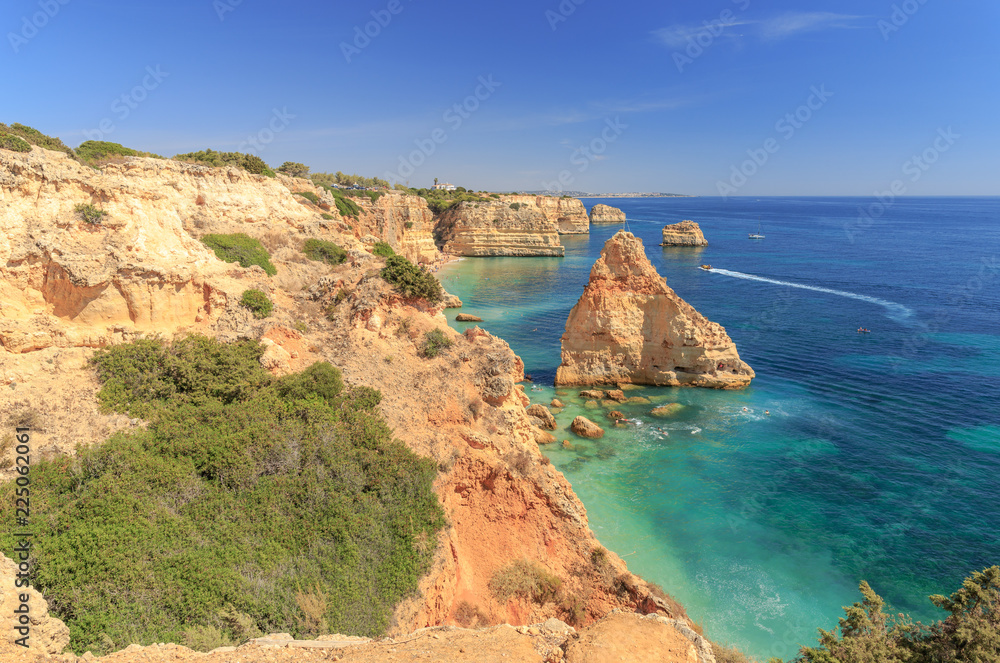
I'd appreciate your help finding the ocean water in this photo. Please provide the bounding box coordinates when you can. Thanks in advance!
[437,197,1000,660]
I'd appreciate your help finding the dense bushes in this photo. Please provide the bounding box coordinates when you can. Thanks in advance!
[0,133,31,152]
[75,140,162,164]
[317,186,361,219]
[311,171,389,189]
[0,122,74,156]
[0,337,443,654]
[302,239,347,265]
[174,149,276,177]
[797,567,1000,663]
[277,161,309,178]
[372,241,395,258]
[239,289,273,319]
[295,191,320,205]
[380,255,443,302]
[201,233,277,276]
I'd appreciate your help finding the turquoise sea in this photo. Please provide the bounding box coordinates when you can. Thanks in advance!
[438,197,1000,660]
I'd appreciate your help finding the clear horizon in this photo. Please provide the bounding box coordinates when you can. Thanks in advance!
[3,0,998,196]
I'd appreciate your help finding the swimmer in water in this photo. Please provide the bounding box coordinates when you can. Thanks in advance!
[765,410,770,415]
[742,407,748,412]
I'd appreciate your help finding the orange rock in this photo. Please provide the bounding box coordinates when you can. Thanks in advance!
[556,231,753,389]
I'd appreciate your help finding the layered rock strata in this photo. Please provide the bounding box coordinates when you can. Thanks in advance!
[589,204,626,225]
[661,220,707,247]
[437,199,565,257]
[555,231,753,388]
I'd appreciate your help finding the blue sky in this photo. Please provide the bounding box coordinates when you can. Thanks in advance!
[3,0,998,195]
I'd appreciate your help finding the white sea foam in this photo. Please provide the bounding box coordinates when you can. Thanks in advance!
[709,268,914,323]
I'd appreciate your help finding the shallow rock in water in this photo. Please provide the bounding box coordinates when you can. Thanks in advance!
[580,389,605,400]
[527,404,557,430]
[605,389,626,402]
[626,396,651,405]
[533,427,557,445]
[607,410,624,420]
[584,400,600,409]
[571,416,605,439]
[651,403,685,417]
[551,398,565,408]
[456,313,483,322]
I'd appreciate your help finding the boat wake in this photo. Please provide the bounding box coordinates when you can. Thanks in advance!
[708,268,914,323]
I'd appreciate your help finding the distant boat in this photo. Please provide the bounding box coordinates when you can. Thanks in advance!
[749,221,765,240]
[700,264,712,270]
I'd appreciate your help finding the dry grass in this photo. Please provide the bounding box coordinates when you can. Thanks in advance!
[295,586,328,637]
[711,642,760,663]
[453,600,489,628]
[489,560,563,604]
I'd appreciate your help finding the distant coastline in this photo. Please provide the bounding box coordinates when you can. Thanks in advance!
[520,191,695,199]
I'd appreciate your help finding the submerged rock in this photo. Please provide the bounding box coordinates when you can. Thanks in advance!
[456,313,483,322]
[555,231,753,389]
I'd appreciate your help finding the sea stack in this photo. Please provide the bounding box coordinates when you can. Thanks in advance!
[555,231,753,389]
[661,220,708,246]
[590,204,626,224]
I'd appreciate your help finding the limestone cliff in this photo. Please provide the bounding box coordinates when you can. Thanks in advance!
[350,191,440,264]
[661,220,708,247]
[589,204,626,225]
[0,147,693,657]
[515,195,589,234]
[437,199,565,257]
[555,231,753,388]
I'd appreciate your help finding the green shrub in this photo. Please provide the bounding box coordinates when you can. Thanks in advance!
[423,329,453,358]
[509,202,522,211]
[372,241,395,258]
[380,255,443,303]
[489,560,563,604]
[75,140,161,164]
[404,221,414,229]
[302,239,347,265]
[74,203,108,225]
[0,133,31,152]
[295,191,320,205]
[321,213,334,220]
[292,320,309,334]
[0,122,74,156]
[201,233,277,276]
[798,566,1000,663]
[277,161,309,178]
[0,337,444,654]
[319,187,362,219]
[239,289,273,319]
[174,149,275,177]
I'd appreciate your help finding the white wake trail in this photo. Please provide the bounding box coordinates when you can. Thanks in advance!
[708,268,914,323]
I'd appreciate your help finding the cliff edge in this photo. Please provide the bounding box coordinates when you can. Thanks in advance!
[555,231,753,388]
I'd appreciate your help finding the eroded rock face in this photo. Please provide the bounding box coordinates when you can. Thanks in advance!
[555,231,753,389]
[353,191,440,264]
[0,554,70,654]
[525,195,589,234]
[437,199,565,257]
[661,220,707,247]
[589,204,626,225]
